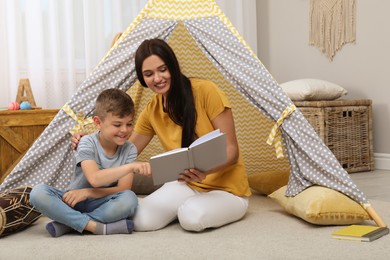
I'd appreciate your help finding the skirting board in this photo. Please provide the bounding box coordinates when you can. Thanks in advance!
[374,153,390,170]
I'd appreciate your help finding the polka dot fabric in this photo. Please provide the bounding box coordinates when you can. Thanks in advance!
[0,17,176,192]
[0,0,368,205]
[184,16,368,204]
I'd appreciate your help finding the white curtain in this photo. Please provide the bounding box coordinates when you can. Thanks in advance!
[0,0,257,109]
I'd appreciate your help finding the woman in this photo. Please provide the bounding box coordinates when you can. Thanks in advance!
[73,38,251,232]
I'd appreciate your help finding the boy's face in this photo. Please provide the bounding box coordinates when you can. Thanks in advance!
[94,112,134,147]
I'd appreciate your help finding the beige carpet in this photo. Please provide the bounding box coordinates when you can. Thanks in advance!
[2,194,389,260]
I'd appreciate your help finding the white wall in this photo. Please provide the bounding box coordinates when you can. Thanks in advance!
[256,0,390,160]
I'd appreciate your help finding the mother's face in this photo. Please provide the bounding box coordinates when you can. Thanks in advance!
[141,55,171,97]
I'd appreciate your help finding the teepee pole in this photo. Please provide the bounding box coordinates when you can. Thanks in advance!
[365,205,387,227]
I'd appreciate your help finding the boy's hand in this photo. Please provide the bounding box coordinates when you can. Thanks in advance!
[132,162,152,177]
[62,189,90,207]
[71,132,86,150]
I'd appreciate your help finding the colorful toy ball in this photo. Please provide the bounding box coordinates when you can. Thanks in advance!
[8,101,20,110]
[20,101,32,110]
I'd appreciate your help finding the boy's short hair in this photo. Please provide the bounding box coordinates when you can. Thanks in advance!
[94,89,134,120]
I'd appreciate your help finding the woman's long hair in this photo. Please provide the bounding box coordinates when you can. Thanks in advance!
[135,38,197,147]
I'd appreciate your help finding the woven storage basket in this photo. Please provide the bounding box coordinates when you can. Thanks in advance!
[294,99,374,173]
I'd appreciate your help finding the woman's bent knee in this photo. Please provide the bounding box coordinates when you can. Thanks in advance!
[133,203,172,231]
[178,203,207,232]
[177,193,249,232]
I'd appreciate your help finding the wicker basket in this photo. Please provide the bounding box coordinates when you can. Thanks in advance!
[294,99,374,173]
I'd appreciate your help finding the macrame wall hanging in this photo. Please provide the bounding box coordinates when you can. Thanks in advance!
[309,0,356,61]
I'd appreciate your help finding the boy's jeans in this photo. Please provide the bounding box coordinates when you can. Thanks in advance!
[30,183,138,233]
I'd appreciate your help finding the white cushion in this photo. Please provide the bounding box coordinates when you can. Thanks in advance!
[280,79,348,101]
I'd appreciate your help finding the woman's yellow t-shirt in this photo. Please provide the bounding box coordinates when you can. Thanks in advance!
[135,78,251,197]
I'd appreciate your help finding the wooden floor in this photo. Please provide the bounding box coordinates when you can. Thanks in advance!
[350,169,390,202]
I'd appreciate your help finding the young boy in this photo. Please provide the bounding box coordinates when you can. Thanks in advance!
[30,88,151,237]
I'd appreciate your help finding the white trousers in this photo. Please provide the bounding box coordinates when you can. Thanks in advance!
[133,181,249,232]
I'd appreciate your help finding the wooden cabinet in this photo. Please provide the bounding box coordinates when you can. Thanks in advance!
[0,109,59,182]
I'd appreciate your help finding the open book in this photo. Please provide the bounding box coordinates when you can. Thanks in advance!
[150,129,227,185]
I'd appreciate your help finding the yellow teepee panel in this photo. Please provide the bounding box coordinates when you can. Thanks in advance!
[128,22,290,174]
[147,0,217,20]
[168,23,290,174]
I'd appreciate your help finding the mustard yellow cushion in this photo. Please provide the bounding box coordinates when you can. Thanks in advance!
[248,170,290,195]
[268,185,370,225]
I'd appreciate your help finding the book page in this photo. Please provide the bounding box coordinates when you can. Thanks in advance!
[149,129,226,185]
[150,150,191,185]
[190,129,222,148]
[150,147,188,159]
[189,132,226,172]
